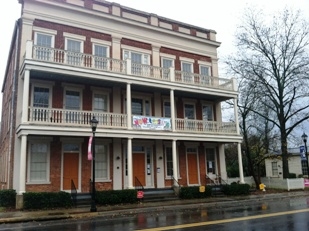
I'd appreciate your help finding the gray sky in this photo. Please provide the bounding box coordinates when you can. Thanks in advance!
[1,0,309,114]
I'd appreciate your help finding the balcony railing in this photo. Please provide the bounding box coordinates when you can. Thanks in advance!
[175,118,237,134]
[28,107,127,128]
[27,43,235,91]
[28,107,237,134]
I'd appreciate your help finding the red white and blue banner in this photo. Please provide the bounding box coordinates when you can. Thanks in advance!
[88,136,93,160]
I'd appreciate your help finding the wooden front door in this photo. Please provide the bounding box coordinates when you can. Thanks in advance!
[63,152,79,190]
[133,153,146,186]
[187,153,199,185]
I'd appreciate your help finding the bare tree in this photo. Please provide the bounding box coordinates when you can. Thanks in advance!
[226,7,309,178]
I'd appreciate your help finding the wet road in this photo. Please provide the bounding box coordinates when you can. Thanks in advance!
[1,196,309,230]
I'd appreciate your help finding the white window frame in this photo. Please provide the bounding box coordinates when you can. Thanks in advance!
[34,30,56,61]
[31,81,53,108]
[63,86,83,110]
[205,148,217,175]
[95,141,111,182]
[271,162,279,176]
[122,47,150,76]
[64,33,85,66]
[91,39,111,70]
[164,146,180,179]
[125,95,152,116]
[27,139,51,184]
[161,57,175,79]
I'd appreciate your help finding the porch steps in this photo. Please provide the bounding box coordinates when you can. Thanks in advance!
[73,193,92,207]
[142,188,179,202]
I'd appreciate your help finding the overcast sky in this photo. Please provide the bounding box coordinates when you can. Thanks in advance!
[1,0,309,115]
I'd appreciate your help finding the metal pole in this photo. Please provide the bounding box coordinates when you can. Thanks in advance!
[305,140,309,176]
[90,130,97,212]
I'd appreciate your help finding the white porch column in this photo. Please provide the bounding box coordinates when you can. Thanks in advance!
[218,144,227,180]
[172,139,178,184]
[127,138,133,189]
[126,83,132,129]
[170,89,175,131]
[22,70,30,123]
[19,135,27,194]
[113,138,122,190]
[234,98,240,134]
[156,140,165,188]
[237,143,245,183]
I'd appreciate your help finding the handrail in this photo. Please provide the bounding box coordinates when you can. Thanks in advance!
[206,174,219,185]
[71,179,77,207]
[135,177,144,191]
[216,174,228,185]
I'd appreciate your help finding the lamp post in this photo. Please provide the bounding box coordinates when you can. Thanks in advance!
[301,132,309,176]
[90,116,98,212]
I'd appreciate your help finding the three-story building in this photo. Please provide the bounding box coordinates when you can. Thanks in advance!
[0,0,244,207]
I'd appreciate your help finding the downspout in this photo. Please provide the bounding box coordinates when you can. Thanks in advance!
[7,20,20,189]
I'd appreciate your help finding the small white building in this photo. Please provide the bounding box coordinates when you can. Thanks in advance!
[265,148,308,178]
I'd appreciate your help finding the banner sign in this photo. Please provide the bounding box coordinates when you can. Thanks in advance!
[300,146,307,161]
[88,136,93,160]
[132,116,171,130]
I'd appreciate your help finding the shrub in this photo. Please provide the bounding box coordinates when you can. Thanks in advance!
[96,189,138,205]
[289,173,297,179]
[23,191,72,210]
[222,183,250,195]
[179,186,212,199]
[0,189,16,207]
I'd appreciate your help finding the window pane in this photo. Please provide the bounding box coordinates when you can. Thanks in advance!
[166,147,173,176]
[36,34,52,47]
[163,59,173,68]
[182,63,192,72]
[206,148,215,174]
[132,98,143,115]
[65,90,80,110]
[67,39,81,65]
[94,93,107,112]
[94,45,108,69]
[200,66,209,76]
[95,145,108,179]
[30,143,48,181]
[164,101,171,117]
[131,52,142,63]
[184,104,194,119]
[33,87,49,108]
[202,105,213,121]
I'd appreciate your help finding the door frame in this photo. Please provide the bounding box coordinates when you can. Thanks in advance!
[61,139,82,192]
[186,147,200,186]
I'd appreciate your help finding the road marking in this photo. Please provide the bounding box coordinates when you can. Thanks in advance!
[137,208,309,231]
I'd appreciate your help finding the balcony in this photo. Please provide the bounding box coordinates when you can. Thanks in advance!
[24,42,236,92]
[28,107,237,135]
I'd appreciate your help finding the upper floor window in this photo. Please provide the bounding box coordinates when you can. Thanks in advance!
[162,58,174,79]
[181,61,194,82]
[93,93,108,112]
[64,33,85,66]
[31,83,53,122]
[65,90,81,110]
[33,86,50,108]
[123,50,150,75]
[200,65,211,85]
[93,44,108,69]
[202,104,213,121]
[34,33,54,61]
[184,103,195,119]
[125,97,151,116]
[163,101,171,118]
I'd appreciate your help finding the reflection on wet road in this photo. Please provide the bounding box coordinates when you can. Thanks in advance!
[1,196,309,231]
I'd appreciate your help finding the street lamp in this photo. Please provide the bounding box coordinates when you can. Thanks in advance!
[301,132,309,176]
[90,116,98,212]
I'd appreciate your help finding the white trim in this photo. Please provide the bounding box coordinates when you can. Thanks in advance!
[94,142,111,182]
[92,90,110,112]
[198,60,211,66]
[121,45,152,54]
[92,43,110,57]
[179,57,194,63]
[160,53,176,59]
[34,32,55,48]
[63,32,86,41]
[27,141,51,184]
[63,87,83,110]
[91,38,112,46]
[33,27,57,35]
[30,82,53,109]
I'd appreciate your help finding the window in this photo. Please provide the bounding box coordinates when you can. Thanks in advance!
[200,65,210,85]
[35,33,53,61]
[162,58,173,79]
[93,44,108,69]
[95,144,109,180]
[28,143,50,183]
[271,162,278,176]
[32,85,51,122]
[66,39,82,65]
[181,62,193,82]
[206,148,216,174]
[301,160,308,176]
[166,147,173,177]
[65,89,81,123]
[202,105,213,121]
[184,103,195,130]
[163,101,171,118]
[123,50,150,75]
[130,98,151,116]
[93,93,108,112]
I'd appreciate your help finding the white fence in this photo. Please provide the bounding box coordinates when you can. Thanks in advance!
[226,177,306,191]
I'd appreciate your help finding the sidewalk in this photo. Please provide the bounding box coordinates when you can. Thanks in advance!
[0,190,308,224]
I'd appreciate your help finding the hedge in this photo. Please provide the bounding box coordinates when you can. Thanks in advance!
[96,189,138,205]
[179,186,212,199]
[0,189,16,207]
[222,183,251,195]
[23,191,72,210]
